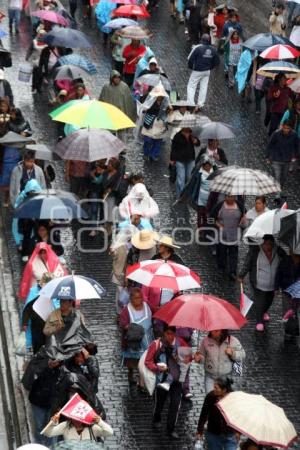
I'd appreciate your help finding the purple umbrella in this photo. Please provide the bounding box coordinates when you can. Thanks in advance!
[31,10,69,27]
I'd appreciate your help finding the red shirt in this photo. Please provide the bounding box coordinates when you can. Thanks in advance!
[122,44,146,74]
[268,85,291,113]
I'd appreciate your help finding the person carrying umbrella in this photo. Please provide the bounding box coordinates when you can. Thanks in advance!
[238,235,286,332]
[197,139,228,166]
[122,39,146,86]
[196,376,239,450]
[267,73,292,136]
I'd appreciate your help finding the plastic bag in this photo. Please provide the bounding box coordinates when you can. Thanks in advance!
[138,349,157,396]
[15,331,27,356]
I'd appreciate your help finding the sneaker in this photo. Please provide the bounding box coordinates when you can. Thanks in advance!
[89,230,97,237]
[256,323,264,332]
[183,392,194,400]
[152,421,162,430]
[157,382,171,391]
[263,313,270,321]
[22,256,29,263]
[167,431,180,440]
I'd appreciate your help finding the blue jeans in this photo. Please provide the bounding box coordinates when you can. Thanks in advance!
[175,160,194,198]
[8,8,21,29]
[143,136,163,160]
[205,431,238,450]
[31,404,53,447]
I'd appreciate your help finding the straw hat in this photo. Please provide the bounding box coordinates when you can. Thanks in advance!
[131,229,159,250]
[149,82,168,97]
[156,235,180,249]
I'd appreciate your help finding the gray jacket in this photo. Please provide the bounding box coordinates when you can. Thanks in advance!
[10,161,46,206]
[199,335,245,377]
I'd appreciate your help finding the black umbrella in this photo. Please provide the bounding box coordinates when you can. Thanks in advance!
[42,27,92,49]
[279,209,300,253]
[0,131,34,147]
[243,33,293,52]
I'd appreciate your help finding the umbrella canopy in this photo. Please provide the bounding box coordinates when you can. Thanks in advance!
[257,61,300,78]
[50,99,136,130]
[210,167,281,195]
[279,209,300,253]
[198,121,236,140]
[244,208,295,240]
[58,54,97,74]
[112,4,150,18]
[243,33,293,52]
[284,280,300,299]
[217,391,297,448]
[169,115,211,130]
[0,131,34,147]
[136,73,171,90]
[14,190,88,220]
[38,275,106,301]
[126,259,201,290]
[31,10,68,26]
[287,77,300,93]
[54,64,89,81]
[55,128,125,161]
[104,18,138,29]
[153,293,247,331]
[215,3,238,11]
[25,144,60,161]
[118,25,152,39]
[42,27,92,49]
[260,44,300,59]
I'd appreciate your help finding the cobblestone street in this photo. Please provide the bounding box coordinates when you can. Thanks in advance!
[1,0,300,448]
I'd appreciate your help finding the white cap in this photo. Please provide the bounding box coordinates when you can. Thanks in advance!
[149,57,158,65]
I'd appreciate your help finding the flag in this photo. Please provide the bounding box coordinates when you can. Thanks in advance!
[60,393,96,425]
[281,202,288,209]
[240,284,253,317]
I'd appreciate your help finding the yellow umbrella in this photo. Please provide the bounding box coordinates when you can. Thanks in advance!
[50,99,135,131]
[217,391,297,448]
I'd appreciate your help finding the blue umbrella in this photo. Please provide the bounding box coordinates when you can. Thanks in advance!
[42,27,92,49]
[58,54,97,75]
[104,18,137,29]
[14,189,88,220]
[284,281,300,299]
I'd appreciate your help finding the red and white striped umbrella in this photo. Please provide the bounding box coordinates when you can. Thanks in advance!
[126,259,201,290]
[260,44,300,60]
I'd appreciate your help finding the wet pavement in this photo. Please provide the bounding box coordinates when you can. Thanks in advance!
[1,0,300,448]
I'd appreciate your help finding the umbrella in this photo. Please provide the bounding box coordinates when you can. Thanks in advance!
[55,128,125,161]
[0,131,34,147]
[243,33,293,52]
[13,190,88,220]
[169,114,211,129]
[104,18,138,29]
[58,54,97,75]
[198,121,236,140]
[118,25,152,39]
[217,391,297,448]
[53,442,105,450]
[31,10,69,26]
[215,3,238,11]
[289,77,300,93]
[54,64,89,81]
[279,209,300,253]
[50,99,136,131]
[126,259,201,290]
[260,44,300,60]
[112,5,150,18]
[136,73,171,90]
[257,61,300,78]
[25,144,60,161]
[42,27,92,49]
[210,167,281,195]
[244,208,295,240]
[37,275,106,302]
[284,280,300,299]
[153,293,247,331]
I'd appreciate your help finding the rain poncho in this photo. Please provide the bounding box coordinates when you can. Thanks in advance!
[235,49,253,94]
[22,284,41,349]
[95,1,116,33]
[19,242,67,300]
[12,179,43,247]
[134,47,155,81]
[118,183,159,219]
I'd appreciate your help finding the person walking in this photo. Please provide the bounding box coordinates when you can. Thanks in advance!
[122,39,146,87]
[238,235,286,332]
[267,74,291,136]
[187,34,220,109]
[266,120,299,190]
[8,0,22,35]
[170,127,200,198]
[269,3,286,36]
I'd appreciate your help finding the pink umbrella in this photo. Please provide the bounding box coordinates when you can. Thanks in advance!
[31,10,69,27]
[260,44,300,60]
[126,259,201,290]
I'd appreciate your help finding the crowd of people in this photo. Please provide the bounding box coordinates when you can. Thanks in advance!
[1,0,300,449]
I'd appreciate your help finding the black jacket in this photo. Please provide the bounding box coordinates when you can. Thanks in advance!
[197,391,235,435]
[170,132,200,163]
[65,355,100,393]
[0,79,13,104]
[188,44,220,72]
[266,129,299,162]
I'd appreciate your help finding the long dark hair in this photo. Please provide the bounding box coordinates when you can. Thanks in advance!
[214,376,234,393]
[208,329,229,343]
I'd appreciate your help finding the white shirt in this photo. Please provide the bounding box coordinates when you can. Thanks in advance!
[9,0,23,9]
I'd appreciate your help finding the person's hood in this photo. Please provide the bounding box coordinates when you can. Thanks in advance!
[23,179,42,195]
[128,183,149,200]
[110,69,121,81]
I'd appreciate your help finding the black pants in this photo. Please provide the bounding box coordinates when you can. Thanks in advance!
[253,288,274,324]
[254,88,264,112]
[153,381,182,432]
[217,244,238,275]
[69,0,78,18]
[268,112,282,136]
[123,73,134,87]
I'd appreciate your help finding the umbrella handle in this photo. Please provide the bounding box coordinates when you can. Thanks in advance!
[196,330,200,349]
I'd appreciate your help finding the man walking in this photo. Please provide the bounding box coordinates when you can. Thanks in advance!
[8,0,22,34]
[266,120,299,190]
[187,34,220,109]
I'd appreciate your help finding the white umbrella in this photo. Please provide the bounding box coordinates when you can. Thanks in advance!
[217,391,297,449]
[289,77,300,93]
[290,25,300,47]
[244,208,295,240]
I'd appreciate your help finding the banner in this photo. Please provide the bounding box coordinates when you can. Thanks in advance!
[60,393,96,425]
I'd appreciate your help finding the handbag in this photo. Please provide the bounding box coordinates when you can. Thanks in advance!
[228,336,243,377]
[15,331,27,356]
